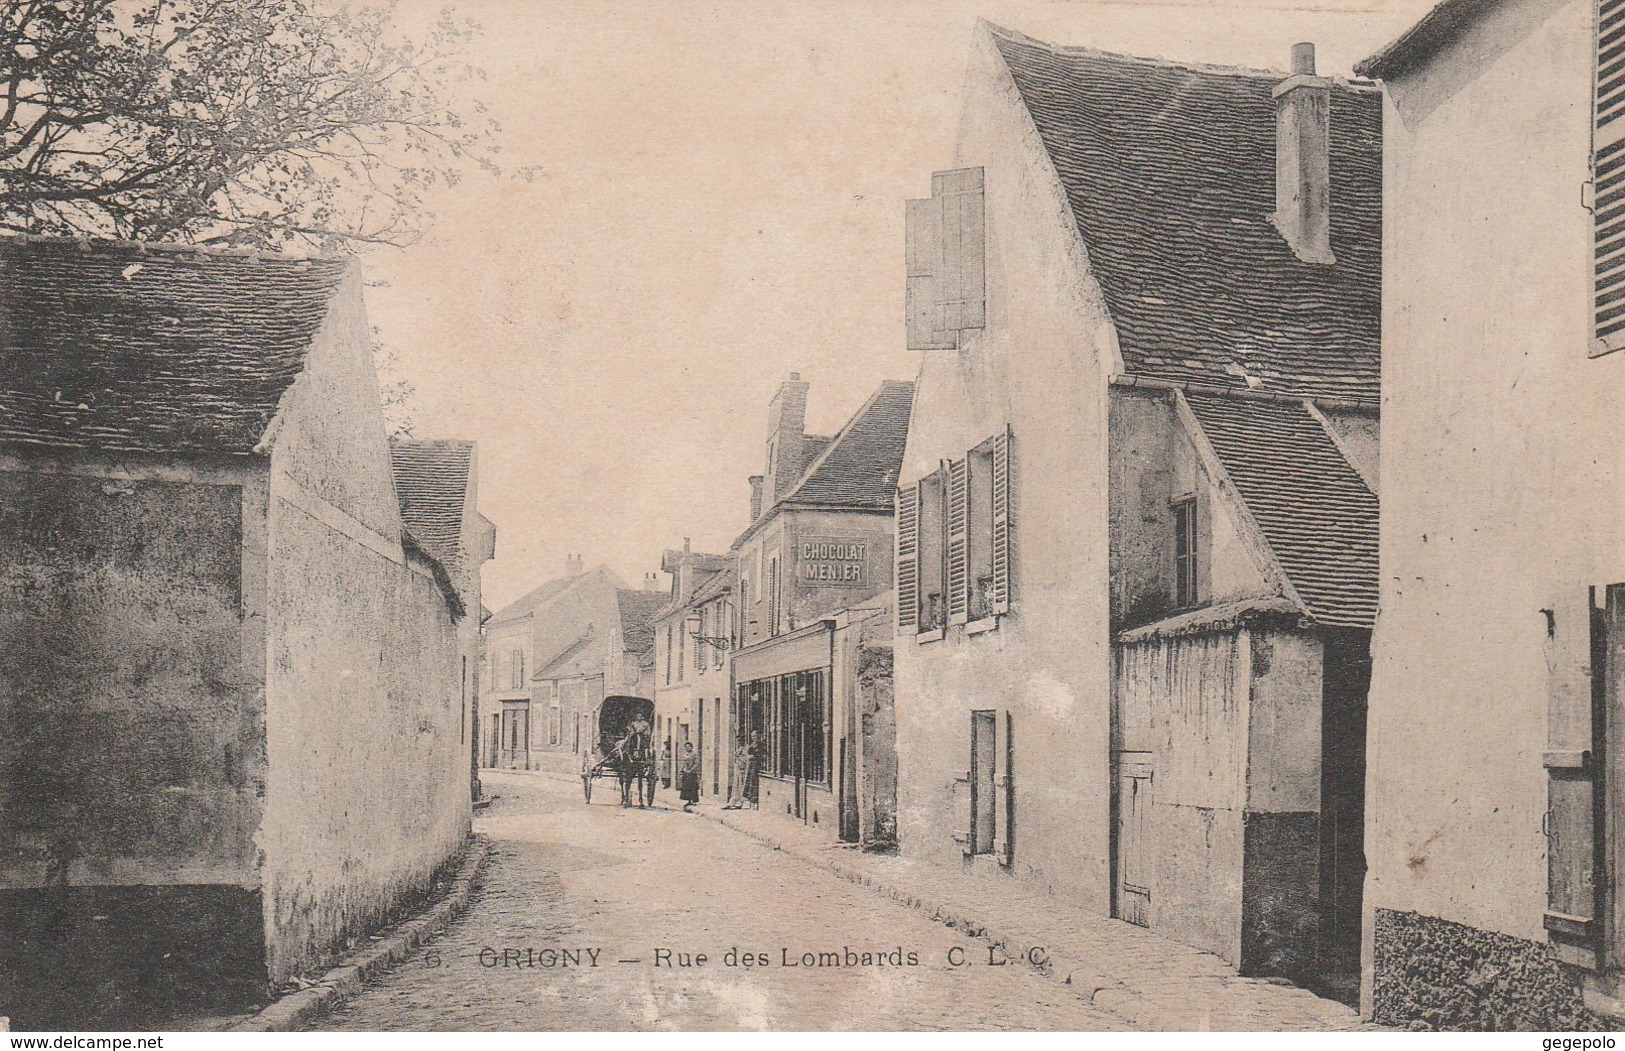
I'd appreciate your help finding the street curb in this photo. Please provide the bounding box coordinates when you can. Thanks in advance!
[227,835,492,1033]
[693,808,1362,1032]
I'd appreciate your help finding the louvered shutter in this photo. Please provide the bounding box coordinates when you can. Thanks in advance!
[932,167,986,332]
[1543,588,1601,968]
[1595,0,1625,355]
[896,485,919,632]
[947,457,970,624]
[906,199,955,351]
[992,426,1012,615]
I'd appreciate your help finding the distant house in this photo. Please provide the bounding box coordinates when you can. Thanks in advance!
[481,561,662,771]
[0,237,472,1028]
[1354,0,1625,1029]
[716,374,912,841]
[894,24,1380,999]
[652,544,736,798]
[389,439,497,803]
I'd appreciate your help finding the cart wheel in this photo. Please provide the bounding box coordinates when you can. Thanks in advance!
[583,775,592,803]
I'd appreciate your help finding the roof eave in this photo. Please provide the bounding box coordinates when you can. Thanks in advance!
[1355,0,1500,80]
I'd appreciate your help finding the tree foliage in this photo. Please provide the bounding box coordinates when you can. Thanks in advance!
[0,0,505,249]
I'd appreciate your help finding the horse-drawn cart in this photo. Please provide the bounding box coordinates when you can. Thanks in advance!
[581,695,657,807]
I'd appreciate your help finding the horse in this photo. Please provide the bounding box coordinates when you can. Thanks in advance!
[613,728,652,808]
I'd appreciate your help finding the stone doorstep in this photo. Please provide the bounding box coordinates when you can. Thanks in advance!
[226,836,493,1033]
[698,807,1367,1032]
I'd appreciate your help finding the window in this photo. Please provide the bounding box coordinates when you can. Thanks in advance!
[963,710,1014,865]
[741,670,830,785]
[917,470,945,631]
[665,626,673,685]
[739,579,751,643]
[695,607,705,673]
[767,556,781,638]
[898,429,1012,636]
[968,444,995,621]
[549,694,561,746]
[1174,497,1199,609]
[971,710,997,855]
[510,648,524,691]
[678,624,686,681]
[714,603,726,668]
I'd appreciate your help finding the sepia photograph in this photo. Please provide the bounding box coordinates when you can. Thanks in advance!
[0,0,1618,1037]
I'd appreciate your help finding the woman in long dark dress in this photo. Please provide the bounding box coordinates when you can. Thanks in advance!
[743,730,763,810]
[678,742,701,812]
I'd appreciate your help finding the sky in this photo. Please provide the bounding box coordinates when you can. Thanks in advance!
[363,0,1439,612]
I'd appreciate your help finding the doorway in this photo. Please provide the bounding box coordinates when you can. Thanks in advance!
[1318,629,1371,1006]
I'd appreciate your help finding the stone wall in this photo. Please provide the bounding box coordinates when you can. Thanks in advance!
[1372,909,1605,1031]
[0,462,266,1027]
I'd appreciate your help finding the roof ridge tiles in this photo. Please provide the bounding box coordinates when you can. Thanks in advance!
[0,231,342,266]
[979,19,1379,89]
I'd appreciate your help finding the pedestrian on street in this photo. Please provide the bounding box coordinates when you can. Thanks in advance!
[678,742,701,812]
[744,730,763,810]
[724,741,750,809]
[660,737,672,790]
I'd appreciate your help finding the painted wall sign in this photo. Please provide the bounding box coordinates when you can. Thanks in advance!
[798,534,869,587]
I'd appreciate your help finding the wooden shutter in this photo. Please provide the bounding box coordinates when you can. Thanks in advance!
[932,167,986,332]
[906,198,955,351]
[1544,588,1602,968]
[1595,0,1625,355]
[997,711,1015,867]
[947,457,969,624]
[991,426,1011,615]
[896,484,920,632]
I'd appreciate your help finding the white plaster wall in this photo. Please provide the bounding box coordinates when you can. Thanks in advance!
[259,274,468,984]
[1367,0,1625,944]
[894,24,1121,907]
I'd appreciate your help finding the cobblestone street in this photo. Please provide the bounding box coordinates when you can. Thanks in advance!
[312,771,1124,1031]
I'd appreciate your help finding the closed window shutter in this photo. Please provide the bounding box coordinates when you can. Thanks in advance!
[896,484,919,631]
[1595,0,1625,355]
[906,199,955,351]
[992,426,1012,615]
[948,457,970,624]
[932,167,986,332]
[996,711,1015,867]
[1543,589,1601,968]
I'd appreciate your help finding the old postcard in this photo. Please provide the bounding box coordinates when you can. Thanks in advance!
[0,0,1616,1036]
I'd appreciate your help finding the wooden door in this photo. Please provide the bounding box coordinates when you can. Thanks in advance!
[1116,754,1153,927]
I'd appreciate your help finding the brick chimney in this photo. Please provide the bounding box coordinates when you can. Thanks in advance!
[642,572,660,592]
[748,475,764,521]
[763,373,809,504]
[1272,42,1334,265]
[565,553,583,577]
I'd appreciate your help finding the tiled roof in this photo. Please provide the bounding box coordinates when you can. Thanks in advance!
[800,435,833,473]
[689,566,737,608]
[493,565,624,623]
[1184,392,1378,628]
[990,26,1382,401]
[534,630,599,680]
[781,380,915,509]
[389,439,473,573]
[0,236,351,453]
[617,589,668,655]
[1355,0,1487,80]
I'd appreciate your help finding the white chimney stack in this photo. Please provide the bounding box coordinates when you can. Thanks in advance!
[1272,42,1334,265]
